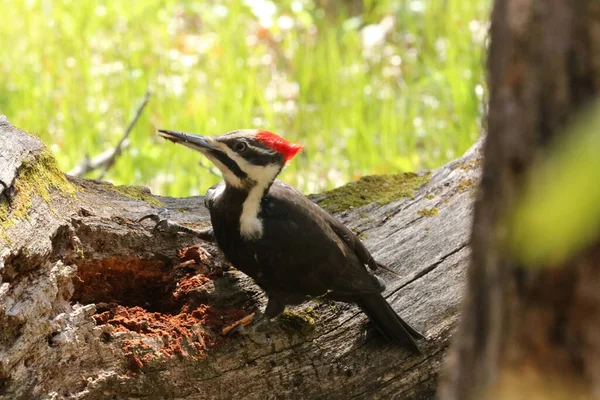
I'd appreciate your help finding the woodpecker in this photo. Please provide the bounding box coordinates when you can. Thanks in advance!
[154,128,424,352]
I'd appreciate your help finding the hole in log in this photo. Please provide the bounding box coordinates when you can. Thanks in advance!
[70,248,249,370]
[71,257,178,313]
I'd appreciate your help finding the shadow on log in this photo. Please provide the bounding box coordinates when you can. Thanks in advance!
[0,116,481,399]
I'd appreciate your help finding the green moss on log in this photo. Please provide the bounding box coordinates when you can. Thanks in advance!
[279,307,317,335]
[100,183,163,207]
[316,172,430,213]
[1,148,76,239]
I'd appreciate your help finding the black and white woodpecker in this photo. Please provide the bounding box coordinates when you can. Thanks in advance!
[153,128,424,353]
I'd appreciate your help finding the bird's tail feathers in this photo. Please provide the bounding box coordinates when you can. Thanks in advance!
[357,294,424,354]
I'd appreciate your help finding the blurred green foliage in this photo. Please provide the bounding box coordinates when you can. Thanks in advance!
[0,0,490,196]
[509,106,600,267]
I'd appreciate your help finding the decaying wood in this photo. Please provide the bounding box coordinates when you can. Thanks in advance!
[0,115,481,399]
[439,1,600,399]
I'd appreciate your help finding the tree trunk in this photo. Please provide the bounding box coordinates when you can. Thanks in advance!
[439,1,600,399]
[0,115,481,399]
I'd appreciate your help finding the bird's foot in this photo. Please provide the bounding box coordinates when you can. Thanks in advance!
[138,208,214,241]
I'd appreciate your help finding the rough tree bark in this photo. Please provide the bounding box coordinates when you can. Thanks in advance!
[439,1,600,399]
[0,115,481,399]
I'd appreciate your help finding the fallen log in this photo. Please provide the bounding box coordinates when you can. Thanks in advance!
[0,116,481,399]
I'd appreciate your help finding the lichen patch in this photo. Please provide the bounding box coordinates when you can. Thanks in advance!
[417,207,440,217]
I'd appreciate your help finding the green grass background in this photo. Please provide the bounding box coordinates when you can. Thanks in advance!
[0,0,490,196]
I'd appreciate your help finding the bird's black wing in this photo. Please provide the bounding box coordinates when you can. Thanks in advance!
[321,209,382,271]
[272,181,382,270]
[257,181,383,299]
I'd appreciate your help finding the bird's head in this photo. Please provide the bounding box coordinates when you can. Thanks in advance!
[157,129,303,190]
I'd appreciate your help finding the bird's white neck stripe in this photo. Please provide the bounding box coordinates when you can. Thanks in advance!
[238,163,281,240]
[239,185,266,239]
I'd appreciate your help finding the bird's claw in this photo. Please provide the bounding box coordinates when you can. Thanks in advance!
[138,208,174,233]
[138,208,215,241]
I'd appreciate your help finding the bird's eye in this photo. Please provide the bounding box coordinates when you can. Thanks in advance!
[234,142,247,152]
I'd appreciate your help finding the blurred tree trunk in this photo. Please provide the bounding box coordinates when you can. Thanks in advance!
[439,1,600,399]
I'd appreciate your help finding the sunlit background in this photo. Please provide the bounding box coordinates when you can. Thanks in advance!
[0,0,490,196]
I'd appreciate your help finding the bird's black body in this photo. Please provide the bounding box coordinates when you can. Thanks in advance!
[155,128,424,352]
[208,180,382,305]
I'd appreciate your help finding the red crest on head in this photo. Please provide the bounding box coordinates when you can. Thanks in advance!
[256,130,303,163]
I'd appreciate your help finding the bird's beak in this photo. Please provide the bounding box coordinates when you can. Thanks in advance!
[157,129,222,152]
